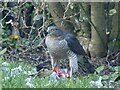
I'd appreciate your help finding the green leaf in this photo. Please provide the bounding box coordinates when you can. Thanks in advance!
[111,73,120,81]
[109,9,117,16]
[102,75,109,80]
[0,48,7,55]
[114,66,120,72]
[96,66,104,74]
[33,14,43,21]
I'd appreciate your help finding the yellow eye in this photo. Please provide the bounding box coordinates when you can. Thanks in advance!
[52,29,56,32]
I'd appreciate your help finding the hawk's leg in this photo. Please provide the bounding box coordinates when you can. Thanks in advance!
[50,56,59,69]
[67,50,78,78]
[69,67,73,79]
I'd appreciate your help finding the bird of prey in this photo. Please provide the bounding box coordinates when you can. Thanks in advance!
[45,26,95,78]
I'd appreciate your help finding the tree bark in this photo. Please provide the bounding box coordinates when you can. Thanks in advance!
[111,3,119,40]
[89,2,107,58]
[105,2,115,41]
[0,6,2,50]
[109,2,120,51]
[76,3,91,56]
[48,2,75,34]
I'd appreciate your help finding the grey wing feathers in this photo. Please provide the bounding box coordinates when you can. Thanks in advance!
[65,33,86,55]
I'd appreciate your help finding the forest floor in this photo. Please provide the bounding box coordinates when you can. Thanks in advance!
[0,48,120,89]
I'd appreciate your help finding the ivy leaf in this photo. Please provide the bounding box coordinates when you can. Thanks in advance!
[114,66,120,72]
[33,14,43,21]
[109,9,117,16]
[111,73,120,82]
[102,75,109,80]
[0,48,7,55]
[96,66,104,74]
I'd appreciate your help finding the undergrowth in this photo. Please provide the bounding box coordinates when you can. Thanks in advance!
[0,48,119,89]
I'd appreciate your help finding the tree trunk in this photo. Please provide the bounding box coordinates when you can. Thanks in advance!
[89,2,107,58]
[105,2,115,41]
[0,6,2,50]
[109,2,120,51]
[76,3,91,56]
[0,5,3,85]
[48,2,75,34]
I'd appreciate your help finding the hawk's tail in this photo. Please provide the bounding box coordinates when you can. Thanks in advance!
[78,55,95,74]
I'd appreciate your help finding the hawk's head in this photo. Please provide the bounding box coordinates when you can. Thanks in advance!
[47,26,64,37]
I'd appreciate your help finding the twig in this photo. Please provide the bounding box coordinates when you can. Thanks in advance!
[61,1,71,27]
[0,10,11,22]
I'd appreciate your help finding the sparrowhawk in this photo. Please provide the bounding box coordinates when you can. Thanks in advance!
[45,26,95,77]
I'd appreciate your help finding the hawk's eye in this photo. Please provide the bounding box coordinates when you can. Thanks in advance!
[51,29,56,32]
